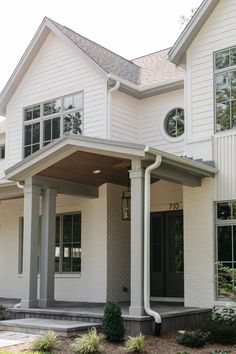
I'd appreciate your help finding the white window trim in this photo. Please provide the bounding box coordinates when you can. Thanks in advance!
[23,92,84,158]
[160,107,185,143]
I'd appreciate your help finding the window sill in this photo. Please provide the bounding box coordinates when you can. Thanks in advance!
[17,273,81,279]
[214,129,236,138]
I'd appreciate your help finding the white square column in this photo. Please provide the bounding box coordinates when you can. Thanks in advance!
[21,180,41,309]
[39,188,57,307]
[129,158,145,316]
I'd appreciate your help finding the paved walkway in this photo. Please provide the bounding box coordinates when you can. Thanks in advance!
[0,331,37,348]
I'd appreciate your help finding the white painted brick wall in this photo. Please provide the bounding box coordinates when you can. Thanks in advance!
[183,178,215,308]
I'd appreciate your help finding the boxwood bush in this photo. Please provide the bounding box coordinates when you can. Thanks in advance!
[176,330,208,348]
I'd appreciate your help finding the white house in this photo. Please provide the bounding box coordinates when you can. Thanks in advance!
[0,0,234,334]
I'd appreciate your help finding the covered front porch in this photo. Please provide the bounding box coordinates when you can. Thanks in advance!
[3,134,217,332]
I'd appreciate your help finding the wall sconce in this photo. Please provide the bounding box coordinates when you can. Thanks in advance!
[122,190,131,221]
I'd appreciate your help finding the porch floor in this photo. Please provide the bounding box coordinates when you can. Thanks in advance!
[0,298,211,334]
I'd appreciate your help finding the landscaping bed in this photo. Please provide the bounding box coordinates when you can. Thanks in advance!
[3,333,236,354]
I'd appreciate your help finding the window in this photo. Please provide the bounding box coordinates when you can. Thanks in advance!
[18,212,81,274]
[164,108,184,138]
[0,144,5,159]
[23,92,83,158]
[214,47,236,132]
[216,201,236,301]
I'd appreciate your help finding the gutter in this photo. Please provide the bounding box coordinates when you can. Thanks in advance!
[107,81,120,139]
[108,74,184,99]
[144,146,162,335]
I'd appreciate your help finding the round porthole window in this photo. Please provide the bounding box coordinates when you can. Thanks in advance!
[165,108,184,138]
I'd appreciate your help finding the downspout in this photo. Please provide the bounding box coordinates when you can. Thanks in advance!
[16,182,24,190]
[144,149,162,335]
[107,81,120,139]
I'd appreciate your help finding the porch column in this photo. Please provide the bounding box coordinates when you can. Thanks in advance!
[39,188,57,307]
[21,179,41,309]
[129,158,145,316]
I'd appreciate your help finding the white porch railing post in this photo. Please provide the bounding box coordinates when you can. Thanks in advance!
[39,188,57,307]
[21,179,40,309]
[129,158,145,316]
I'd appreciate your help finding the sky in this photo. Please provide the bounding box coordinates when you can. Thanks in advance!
[0,0,202,94]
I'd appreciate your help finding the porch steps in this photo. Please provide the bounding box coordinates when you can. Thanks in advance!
[5,306,211,335]
[0,318,100,337]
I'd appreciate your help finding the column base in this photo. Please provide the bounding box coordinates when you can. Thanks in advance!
[38,299,55,308]
[129,305,146,317]
[21,299,38,309]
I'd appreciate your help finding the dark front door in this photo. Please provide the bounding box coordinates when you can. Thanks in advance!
[150,210,184,297]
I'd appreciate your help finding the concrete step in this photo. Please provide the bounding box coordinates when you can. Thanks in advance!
[0,318,100,337]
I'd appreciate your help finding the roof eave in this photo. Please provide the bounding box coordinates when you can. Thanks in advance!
[169,0,220,66]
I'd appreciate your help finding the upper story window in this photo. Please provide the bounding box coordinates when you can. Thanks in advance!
[23,92,83,158]
[215,47,236,132]
[164,108,184,138]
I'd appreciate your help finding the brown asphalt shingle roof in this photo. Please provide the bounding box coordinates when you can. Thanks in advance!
[49,18,184,86]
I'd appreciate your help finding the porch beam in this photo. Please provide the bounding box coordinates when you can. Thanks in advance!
[21,178,40,309]
[39,188,57,307]
[129,158,145,317]
[32,176,98,198]
[152,165,201,187]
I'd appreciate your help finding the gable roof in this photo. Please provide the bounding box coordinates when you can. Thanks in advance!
[50,19,141,85]
[169,0,220,65]
[0,17,184,115]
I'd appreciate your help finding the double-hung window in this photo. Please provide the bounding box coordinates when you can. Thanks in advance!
[23,92,83,158]
[214,47,236,132]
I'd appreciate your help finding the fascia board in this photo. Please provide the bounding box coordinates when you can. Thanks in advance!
[5,135,146,181]
[0,18,107,116]
[169,0,220,66]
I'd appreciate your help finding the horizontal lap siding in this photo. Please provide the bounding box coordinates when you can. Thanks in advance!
[6,31,107,168]
[187,0,236,145]
[111,92,140,142]
[140,90,184,155]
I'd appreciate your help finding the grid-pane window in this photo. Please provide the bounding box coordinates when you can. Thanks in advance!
[215,47,236,132]
[18,213,81,275]
[23,92,83,158]
[216,201,236,301]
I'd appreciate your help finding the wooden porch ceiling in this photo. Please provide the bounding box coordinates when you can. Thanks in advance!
[38,150,132,187]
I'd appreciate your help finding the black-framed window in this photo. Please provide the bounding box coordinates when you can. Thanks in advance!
[214,47,236,132]
[164,108,184,138]
[23,92,83,158]
[18,212,81,275]
[216,201,236,301]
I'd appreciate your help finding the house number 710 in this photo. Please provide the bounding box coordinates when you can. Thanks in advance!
[169,202,180,210]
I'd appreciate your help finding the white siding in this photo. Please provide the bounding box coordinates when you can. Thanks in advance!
[186,0,236,158]
[0,185,107,302]
[140,89,185,155]
[6,31,107,169]
[111,91,140,142]
[214,133,236,201]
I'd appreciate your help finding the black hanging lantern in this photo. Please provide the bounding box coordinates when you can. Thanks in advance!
[122,190,131,220]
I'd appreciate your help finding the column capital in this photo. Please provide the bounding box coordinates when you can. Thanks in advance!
[129,169,144,179]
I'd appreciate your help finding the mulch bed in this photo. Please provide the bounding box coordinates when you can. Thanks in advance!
[6,332,236,353]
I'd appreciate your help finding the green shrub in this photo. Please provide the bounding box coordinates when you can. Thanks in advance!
[30,330,59,352]
[201,306,236,344]
[125,334,145,353]
[101,302,125,342]
[71,328,101,353]
[176,330,207,348]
